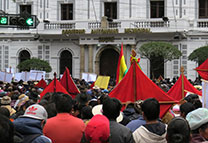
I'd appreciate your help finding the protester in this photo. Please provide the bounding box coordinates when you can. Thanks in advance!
[102,97,134,143]
[126,100,146,132]
[1,95,16,116]
[186,108,208,142]
[180,102,195,118]
[85,114,110,143]
[0,114,14,143]
[43,93,85,143]
[133,98,167,143]
[13,104,51,143]
[0,106,10,118]
[166,117,191,143]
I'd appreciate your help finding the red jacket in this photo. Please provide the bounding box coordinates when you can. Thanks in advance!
[43,113,85,143]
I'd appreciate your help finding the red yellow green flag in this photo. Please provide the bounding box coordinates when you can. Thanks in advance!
[116,43,128,84]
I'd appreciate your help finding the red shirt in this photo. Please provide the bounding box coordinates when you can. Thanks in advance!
[43,113,85,143]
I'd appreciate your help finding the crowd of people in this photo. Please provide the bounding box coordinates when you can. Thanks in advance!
[0,77,206,143]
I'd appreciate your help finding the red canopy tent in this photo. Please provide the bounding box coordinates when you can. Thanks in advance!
[39,73,69,100]
[35,78,47,89]
[109,61,177,118]
[60,67,80,98]
[195,58,208,80]
[168,73,202,101]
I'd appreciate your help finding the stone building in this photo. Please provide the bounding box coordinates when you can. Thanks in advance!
[0,0,207,80]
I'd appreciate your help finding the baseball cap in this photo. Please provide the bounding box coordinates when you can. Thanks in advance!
[186,108,208,130]
[85,114,110,143]
[23,104,48,120]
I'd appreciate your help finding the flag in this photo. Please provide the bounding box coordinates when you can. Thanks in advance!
[195,58,208,80]
[60,67,80,98]
[168,74,202,101]
[39,76,69,100]
[110,62,177,118]
[35,78,47,89]
[116,43,128,84]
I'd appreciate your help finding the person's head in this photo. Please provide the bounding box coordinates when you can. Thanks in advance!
[180,102,195,118]
[102,97,122,120]
[166,117,191,143]
[81,106,93,120]
[0,114,14,143]
[85,115,110,143]
[54,93,73,113]
[23,104,48,127]
[1,96,11,105]
[141,98,160,121]
[184,94,199,103]
[0,107,10,118]
[186,108,208,139]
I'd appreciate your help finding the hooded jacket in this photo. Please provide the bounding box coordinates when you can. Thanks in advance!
[133,122,167,143]
[13,117,51,143]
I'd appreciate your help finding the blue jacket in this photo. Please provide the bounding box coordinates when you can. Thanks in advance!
[126,115,146,132]
[13,117,51,143]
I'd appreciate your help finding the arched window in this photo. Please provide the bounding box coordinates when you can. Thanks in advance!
[60,50,72,75]
[19,50,30,64]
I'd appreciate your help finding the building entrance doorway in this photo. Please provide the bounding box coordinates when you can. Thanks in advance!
[60,50,72,75]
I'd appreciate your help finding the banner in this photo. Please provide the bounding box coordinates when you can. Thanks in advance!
[0,71,13,83]
[94,76,110,89]
[202,80,208,108]
[82,73,97,82]
[29,70,46,80]
[14,72,30,81]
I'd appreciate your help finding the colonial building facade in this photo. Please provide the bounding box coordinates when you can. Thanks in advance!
[0,0,207,80]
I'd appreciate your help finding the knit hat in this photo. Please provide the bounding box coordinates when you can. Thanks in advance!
[1,96,11,105]
[186,108,208,130]
[92,104,123,122]
[85,115,110,143]
[23,104,48,120]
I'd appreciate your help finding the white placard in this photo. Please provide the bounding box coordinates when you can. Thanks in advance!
[0,71,13,83]
[82,73,97,82]
[29,70,46,80]
[6,68,14,73]
[202,80,208,108]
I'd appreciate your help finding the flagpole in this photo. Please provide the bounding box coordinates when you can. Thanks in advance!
[180,66,185,99]
[54,72,56,92]
[65,67,69,92]
[131,49,137,101]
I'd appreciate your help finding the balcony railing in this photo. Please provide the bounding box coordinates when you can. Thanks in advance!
[44,23,76,29]
[88,22,121,29]
[134,21,170,28]
[197,20,208,27]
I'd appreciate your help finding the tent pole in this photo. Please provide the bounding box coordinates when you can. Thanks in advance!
[180,66,185,99]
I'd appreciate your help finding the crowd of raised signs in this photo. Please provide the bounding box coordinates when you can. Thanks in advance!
[0,77,206,143]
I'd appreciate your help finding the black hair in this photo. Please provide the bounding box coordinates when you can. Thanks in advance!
[180,102,195,118]
[81,106,93,120]
[54,92,73,113]
[0,114,14,143]
[102,97,122,120]
[0,107,10,118]
[141,98,160,121]
[167,117,190,143]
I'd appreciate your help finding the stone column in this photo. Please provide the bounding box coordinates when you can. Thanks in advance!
[80,45,85,78]
[88,45,93,73]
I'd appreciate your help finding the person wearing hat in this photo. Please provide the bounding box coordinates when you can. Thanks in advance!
[186,108,208,142]
[85,114,110,143]
[43,93,85,143]
[13,104,51,143]
[102,97,134,143]
[1,95,16,116]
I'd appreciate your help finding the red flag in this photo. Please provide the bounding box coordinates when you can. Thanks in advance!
[60,67,80,98]
[195,58,208,80]
[168,74,202,101]
[39,77,69,100]
[109,62,177,118]
[35,78,47,89]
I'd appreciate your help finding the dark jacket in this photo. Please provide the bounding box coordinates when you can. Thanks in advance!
[126,115,146,132]
[13,117,51,143]
[109,120,135,143]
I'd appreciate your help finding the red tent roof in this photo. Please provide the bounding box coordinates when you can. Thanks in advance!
[196,58,208,80]
[168,74,202,101]
[40,77,69,100]
[35,78,47,89]
[60,67,80,98]
[109,62,177,118]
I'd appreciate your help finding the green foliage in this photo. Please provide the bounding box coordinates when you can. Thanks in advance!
[17,58,52,72]
[188,46,208,65]
[139,41,182,62]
